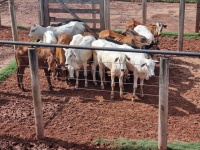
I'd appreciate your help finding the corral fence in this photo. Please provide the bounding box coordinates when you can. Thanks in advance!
[0,40,200,149]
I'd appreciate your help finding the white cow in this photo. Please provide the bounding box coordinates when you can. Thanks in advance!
[63,34,96,88]
[28,21,85,40]
[92,39,130,99]
[122,44,159,101]
[134,25,155,43]
[43,30,57,44]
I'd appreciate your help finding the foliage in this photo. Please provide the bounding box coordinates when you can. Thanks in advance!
[0,60,17,82]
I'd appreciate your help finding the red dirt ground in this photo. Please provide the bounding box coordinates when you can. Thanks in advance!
[0,1,200,149]
[0,26,200,149]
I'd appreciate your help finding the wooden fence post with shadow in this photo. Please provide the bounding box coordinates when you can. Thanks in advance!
[158,57,169,150]
[28,47,44,139]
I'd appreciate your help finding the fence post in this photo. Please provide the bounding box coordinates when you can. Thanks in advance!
[92,4,97,28]
[195,0,200,33]
[38,0,44,26]
[142,0,147,24]
[158,57,169,150]
[104,0,110,30]
[8,0,18,50]
[28,48,44,139]
[178,0,185,51]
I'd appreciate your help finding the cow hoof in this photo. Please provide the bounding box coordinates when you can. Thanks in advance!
[131,97,135,102]
[94,82,97,86]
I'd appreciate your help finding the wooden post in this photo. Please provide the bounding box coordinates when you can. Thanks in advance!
[195,0,200,33]
[28,48,44,139]
[178,0,185,51]
[158,57,169,150]
[142,0,147,24]
[0,4,1,27]
[8,0,18,50]
[99,0,105,31]
[92,4,97,28]
[104,0,110,30]
[38,0,44,25]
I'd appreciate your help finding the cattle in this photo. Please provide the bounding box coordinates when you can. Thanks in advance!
[133,25,155,43]
[43,30,57,44]
[98,29,155,49]
[15,46,58,92]
[121,44,159,101]
[125,18,167,43]
[91,39,130,99]
[64,34,96,88]
[55,33,72,81]
[28,21,85,40]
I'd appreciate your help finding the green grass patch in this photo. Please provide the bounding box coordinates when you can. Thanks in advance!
[93,138,200,150]
[0,60,17,82]
[161,32,200,39]
[17,25,29,30]
[112,30,200,39]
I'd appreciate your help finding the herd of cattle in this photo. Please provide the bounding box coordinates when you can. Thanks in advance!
[15,18,167,101]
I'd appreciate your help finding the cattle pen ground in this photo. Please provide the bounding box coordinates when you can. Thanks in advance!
[0,0,200,149]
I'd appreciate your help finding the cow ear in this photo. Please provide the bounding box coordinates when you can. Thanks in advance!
[163,24,168,28]
[114,57,119,63]
[126,56,131,62]
[141,63,146,67]
[156,22,160,27]
[63,48,68,52]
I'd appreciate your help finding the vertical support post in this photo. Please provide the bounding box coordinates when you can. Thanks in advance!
[178,0,185,51]
[38,0,44,25]
[8,0,18,50]
[0,5,1,27]
[142,0,147,24]
[104,0,110,30]
[195,0,200,33]
[99,0,105,30]
[43,0,50,26]
[28,48,44,139]
[158,57,169,150]
[92,4,97,28]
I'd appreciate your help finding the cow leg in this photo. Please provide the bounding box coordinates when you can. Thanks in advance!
[99,63,104,90]
[119,75,124,98]
[75,69,79,89]
[132,74,138,102]
[17,67,26,92]
[44,69,53,91]
[83,63,88,88]
[111,73,115,99]
[140,78,144,98]
[91,62,97,86]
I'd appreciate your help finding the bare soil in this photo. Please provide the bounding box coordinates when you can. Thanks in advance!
[0,1,200,149]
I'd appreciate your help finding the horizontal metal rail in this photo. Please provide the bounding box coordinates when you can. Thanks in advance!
[0,40,200,56]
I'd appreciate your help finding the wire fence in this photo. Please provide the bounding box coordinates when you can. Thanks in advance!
[0,41,199,145]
